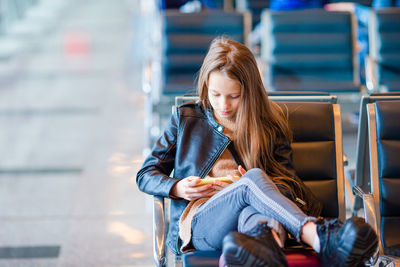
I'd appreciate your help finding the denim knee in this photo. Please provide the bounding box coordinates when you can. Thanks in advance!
[243,168,275,186]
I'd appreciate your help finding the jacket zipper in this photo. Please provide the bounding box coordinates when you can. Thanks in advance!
[201,139,231,178]
[176,135,230,254]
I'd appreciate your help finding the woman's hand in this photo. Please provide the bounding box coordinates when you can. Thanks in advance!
[170,166,247,200]
[170,176,216,201]
[213,165,247,190]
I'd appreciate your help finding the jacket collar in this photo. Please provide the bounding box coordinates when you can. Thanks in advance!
[204,106,225,132]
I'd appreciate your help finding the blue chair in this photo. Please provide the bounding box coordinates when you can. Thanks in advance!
[162,10,250,95]
[145,10,251,146]
[366,8,400,92]
[261,9,361,93]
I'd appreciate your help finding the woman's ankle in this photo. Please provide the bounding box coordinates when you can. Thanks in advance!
[300,221,317,247]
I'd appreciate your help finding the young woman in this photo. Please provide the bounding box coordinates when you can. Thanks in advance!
[136,37,377,267]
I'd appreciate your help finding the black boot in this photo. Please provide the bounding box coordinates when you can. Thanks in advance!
[222,222,288,267]
[316,217,378,267]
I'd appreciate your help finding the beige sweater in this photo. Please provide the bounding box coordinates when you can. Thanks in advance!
[178,114,241,252]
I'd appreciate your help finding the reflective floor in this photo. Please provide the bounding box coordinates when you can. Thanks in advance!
[0,0,368,266]
[0,0,154,266]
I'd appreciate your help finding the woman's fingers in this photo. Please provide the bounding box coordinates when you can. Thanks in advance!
[213,180,231,190]
[227,174,239,183]
[186,176,201,186]
[186,187,215,201]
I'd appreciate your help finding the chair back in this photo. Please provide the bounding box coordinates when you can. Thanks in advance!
[162,10,250,95]
[175,95,344,220]
[367,100,400,255]
[368,8,400,92]
[261,9,360,92]
[352,93,400,213]
[277,101,345,219]
[178,97,345,267]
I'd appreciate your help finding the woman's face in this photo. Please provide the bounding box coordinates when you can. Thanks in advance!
[208,70,241,120]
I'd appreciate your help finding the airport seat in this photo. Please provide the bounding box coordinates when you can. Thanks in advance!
[359,99,400,264]
[349,93,400,215]
[161,10,250,96]
[260,9,361,93]
[145,10,251,147]
[366,8,400,92]
[153,95,350,267]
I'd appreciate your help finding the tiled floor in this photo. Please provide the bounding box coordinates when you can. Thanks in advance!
[0,1,369,266]
[0,0,154,266]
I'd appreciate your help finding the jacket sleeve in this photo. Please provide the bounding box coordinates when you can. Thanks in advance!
[136,109,180,197]
[274,139,322,217]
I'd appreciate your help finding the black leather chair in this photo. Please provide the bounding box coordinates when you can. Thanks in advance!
[260,9,361,93]
[365,100,400,261]
[366,8,400,92]
[153,95,349,267]
[350,93,400,214]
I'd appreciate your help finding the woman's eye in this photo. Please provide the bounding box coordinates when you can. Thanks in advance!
[231,95,240,99]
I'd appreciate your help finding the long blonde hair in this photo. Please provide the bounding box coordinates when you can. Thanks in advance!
[198,37,297,189]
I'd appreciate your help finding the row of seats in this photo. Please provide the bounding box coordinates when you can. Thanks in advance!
[152,93,400,267]
[143,7,400,146]
[158,7,400,95]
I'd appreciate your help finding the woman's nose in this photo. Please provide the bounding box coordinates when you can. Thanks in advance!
[220,97,229,109]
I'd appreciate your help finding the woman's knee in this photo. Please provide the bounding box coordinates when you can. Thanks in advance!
[245,168,264,177]
[244,168,273,183]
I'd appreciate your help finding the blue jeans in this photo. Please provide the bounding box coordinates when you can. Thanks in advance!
[191,168,316,250]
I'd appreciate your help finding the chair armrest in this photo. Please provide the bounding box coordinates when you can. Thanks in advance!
[153,195,167,267]
[352,186,378,232]
[352,186,380,266]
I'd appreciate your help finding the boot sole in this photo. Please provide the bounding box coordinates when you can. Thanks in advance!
[223,232,287,267]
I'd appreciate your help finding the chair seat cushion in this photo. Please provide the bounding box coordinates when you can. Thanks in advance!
[286,250,322,267]
[183,251,220,267]
[182,250,322,267]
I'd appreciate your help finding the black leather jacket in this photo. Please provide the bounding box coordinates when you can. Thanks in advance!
[136,101,321,255]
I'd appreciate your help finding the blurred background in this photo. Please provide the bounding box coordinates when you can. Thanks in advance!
[0,0,399,266]
[0,0,153,266]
